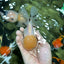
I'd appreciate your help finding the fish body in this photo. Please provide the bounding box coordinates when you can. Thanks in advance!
[24,20,34,37]
[23,20,37,51]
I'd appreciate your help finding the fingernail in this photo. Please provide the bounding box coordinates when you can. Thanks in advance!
[16,36,20,41]
[16,30,20,34]
[41,39,46,44]
[20,27,24,32]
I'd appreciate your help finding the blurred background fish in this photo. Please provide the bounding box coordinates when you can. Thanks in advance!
[52,57,64,64]
[52,35,64,49]
[0,6,42,27]
[0,25,12,56]
[17,6,42,27]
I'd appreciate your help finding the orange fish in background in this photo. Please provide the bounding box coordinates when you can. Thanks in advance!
[0,46,11,56]
[52,35,64,48]
[52,57,64,64]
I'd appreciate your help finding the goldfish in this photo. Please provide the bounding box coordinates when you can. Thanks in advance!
[52,35,64,49]
[0,31,11,56]
[52,57,64,64]
[0,6,39,27]
[23,20,37,51]
[0,42,16,56]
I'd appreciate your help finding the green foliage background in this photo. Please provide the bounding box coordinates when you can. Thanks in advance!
[0,0,64,64]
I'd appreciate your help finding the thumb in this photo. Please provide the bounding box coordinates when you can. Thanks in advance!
[37,42,52,64]
[35,30,52,64]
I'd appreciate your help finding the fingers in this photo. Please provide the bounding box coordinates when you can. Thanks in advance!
[20,27,24,32]
[16,27,24,49]
[16,27,40,64]
[16,27,29,56]
[16,27,24,40]
[16,30,23,39]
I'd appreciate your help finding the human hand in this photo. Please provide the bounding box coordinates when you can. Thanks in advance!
[16,27,52,64]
